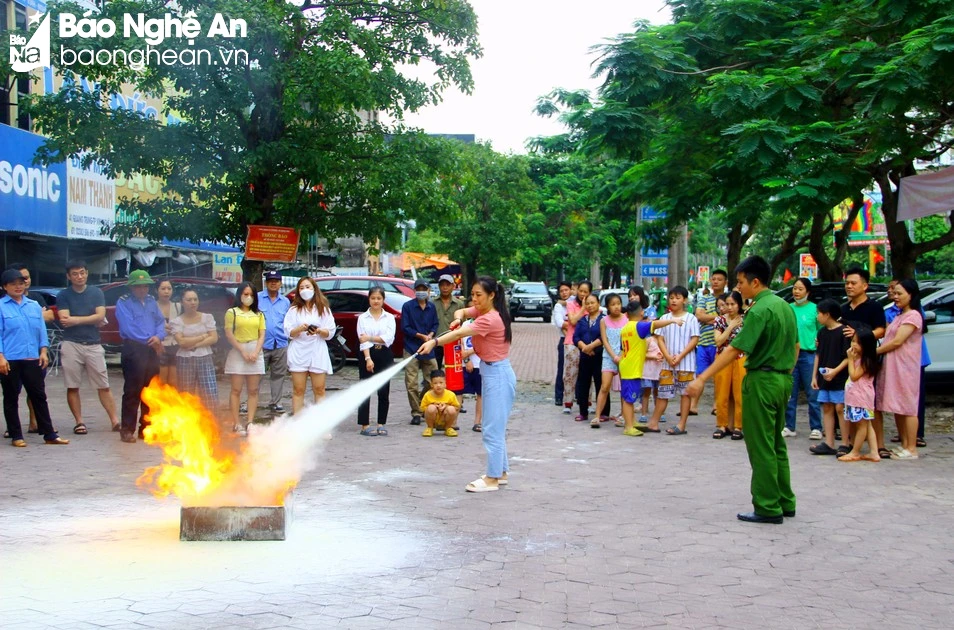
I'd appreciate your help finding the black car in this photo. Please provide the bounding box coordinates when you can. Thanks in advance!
[775,281,888,305]
[508,282,553,322]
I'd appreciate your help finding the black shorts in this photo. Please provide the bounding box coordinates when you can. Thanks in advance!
[160,345,178,367]
[462,367,482,395]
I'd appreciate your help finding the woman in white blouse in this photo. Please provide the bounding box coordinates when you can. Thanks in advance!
[355,287,396,435]
[283,277,335,413]
[171,289,219,416]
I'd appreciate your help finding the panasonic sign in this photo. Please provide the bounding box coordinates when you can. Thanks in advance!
[0,160,61,202]
[0,124,68,237]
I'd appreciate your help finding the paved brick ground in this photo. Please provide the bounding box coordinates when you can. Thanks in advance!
[2,321,953,629]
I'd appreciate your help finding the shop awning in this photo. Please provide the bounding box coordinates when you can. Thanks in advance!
[400,252,457,271]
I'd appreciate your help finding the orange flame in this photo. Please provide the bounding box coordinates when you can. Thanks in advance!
[136,379,293,506]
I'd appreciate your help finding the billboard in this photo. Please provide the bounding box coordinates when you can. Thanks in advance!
[832,191,889,247]
[0,125,67,237]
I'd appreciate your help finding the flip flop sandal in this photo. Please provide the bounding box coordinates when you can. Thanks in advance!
[376,427,389,436]
[472,424,482,432]
[574,415,587,422]
[890,435,901,443]
[878,448,893,459]
[590,420,601,429]
[614,419,625,427]
[27,428,39,434]
[73,424,88,435]
[666,427,688,435]
[916,438,926,448]
[731,430,744,441]
[111,424,121,432]
[359,427,377,436]
[465,477,499,493]
[713,428,730,439]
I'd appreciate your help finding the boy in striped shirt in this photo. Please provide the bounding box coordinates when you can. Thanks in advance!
[649,286,700,435]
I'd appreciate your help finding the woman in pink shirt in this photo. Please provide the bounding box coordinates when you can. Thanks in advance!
[418,276,515,493]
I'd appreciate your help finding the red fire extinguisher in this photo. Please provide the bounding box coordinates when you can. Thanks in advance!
[444,341,464,392]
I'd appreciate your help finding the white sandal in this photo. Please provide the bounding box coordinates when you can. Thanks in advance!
[465,477,499,493]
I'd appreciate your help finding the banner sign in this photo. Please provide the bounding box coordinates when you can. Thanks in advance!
[698,266,710,284]
[641,264,668,278]
[212,252,244,283]
[799,253,818,281]
[0,125,67,237]
[244,225,300,262]
[66,154,115,240]
[832,192,889,247]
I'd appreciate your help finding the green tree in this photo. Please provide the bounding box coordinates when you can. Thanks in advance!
[535,0,954,280]
[521,155,627,285]
[419,141,537,291]
[21,0,480,281]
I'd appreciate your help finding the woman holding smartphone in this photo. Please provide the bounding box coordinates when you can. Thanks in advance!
[283,277,335,413]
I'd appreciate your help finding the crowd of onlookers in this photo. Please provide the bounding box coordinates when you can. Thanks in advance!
[3,258,929,464]
[1,263,485,447]
[550,267,929,460]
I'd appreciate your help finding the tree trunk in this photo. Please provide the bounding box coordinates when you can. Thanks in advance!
[768,222,810,281]
[241,258,264,289]
[811,193,862,281]
[725,223,750,276]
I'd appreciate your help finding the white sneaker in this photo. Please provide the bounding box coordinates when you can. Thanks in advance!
[781,428,797,438]
[562,407,571,414]
[809,429,822,440]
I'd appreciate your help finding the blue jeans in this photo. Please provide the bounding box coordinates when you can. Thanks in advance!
[785,350,821,431]
[481,358,516,478]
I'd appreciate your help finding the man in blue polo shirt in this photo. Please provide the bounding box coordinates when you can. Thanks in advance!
[258,271,290,413]
[0,269,67,446]
[115,270,166,443]
[402,280,439,425]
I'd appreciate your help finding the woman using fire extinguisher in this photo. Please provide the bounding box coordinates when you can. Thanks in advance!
[418,276,515,493]
[356,287,395,436]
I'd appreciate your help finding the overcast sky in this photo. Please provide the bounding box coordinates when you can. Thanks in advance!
[400,0,671,154]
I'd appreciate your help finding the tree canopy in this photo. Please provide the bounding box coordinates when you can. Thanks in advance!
[535,0,954,280]
[24,0,480,279]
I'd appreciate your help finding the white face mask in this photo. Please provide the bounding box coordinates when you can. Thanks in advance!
[299,288,315,301]
[241,295,254,307]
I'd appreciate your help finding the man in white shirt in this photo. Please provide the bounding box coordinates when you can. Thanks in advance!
[551,281,573,406]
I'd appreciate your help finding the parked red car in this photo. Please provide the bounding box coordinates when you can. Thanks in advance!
[97,278,239,354]
[314,275,416,298]
[320,289,410,359]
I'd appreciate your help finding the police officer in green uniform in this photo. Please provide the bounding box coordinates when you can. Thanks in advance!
[687,256,797,524]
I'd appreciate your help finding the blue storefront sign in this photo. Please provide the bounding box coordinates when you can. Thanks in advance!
[641,264,669,278]
[642,247,668,258]
[641,206,665,221]
[0,125,67,237]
